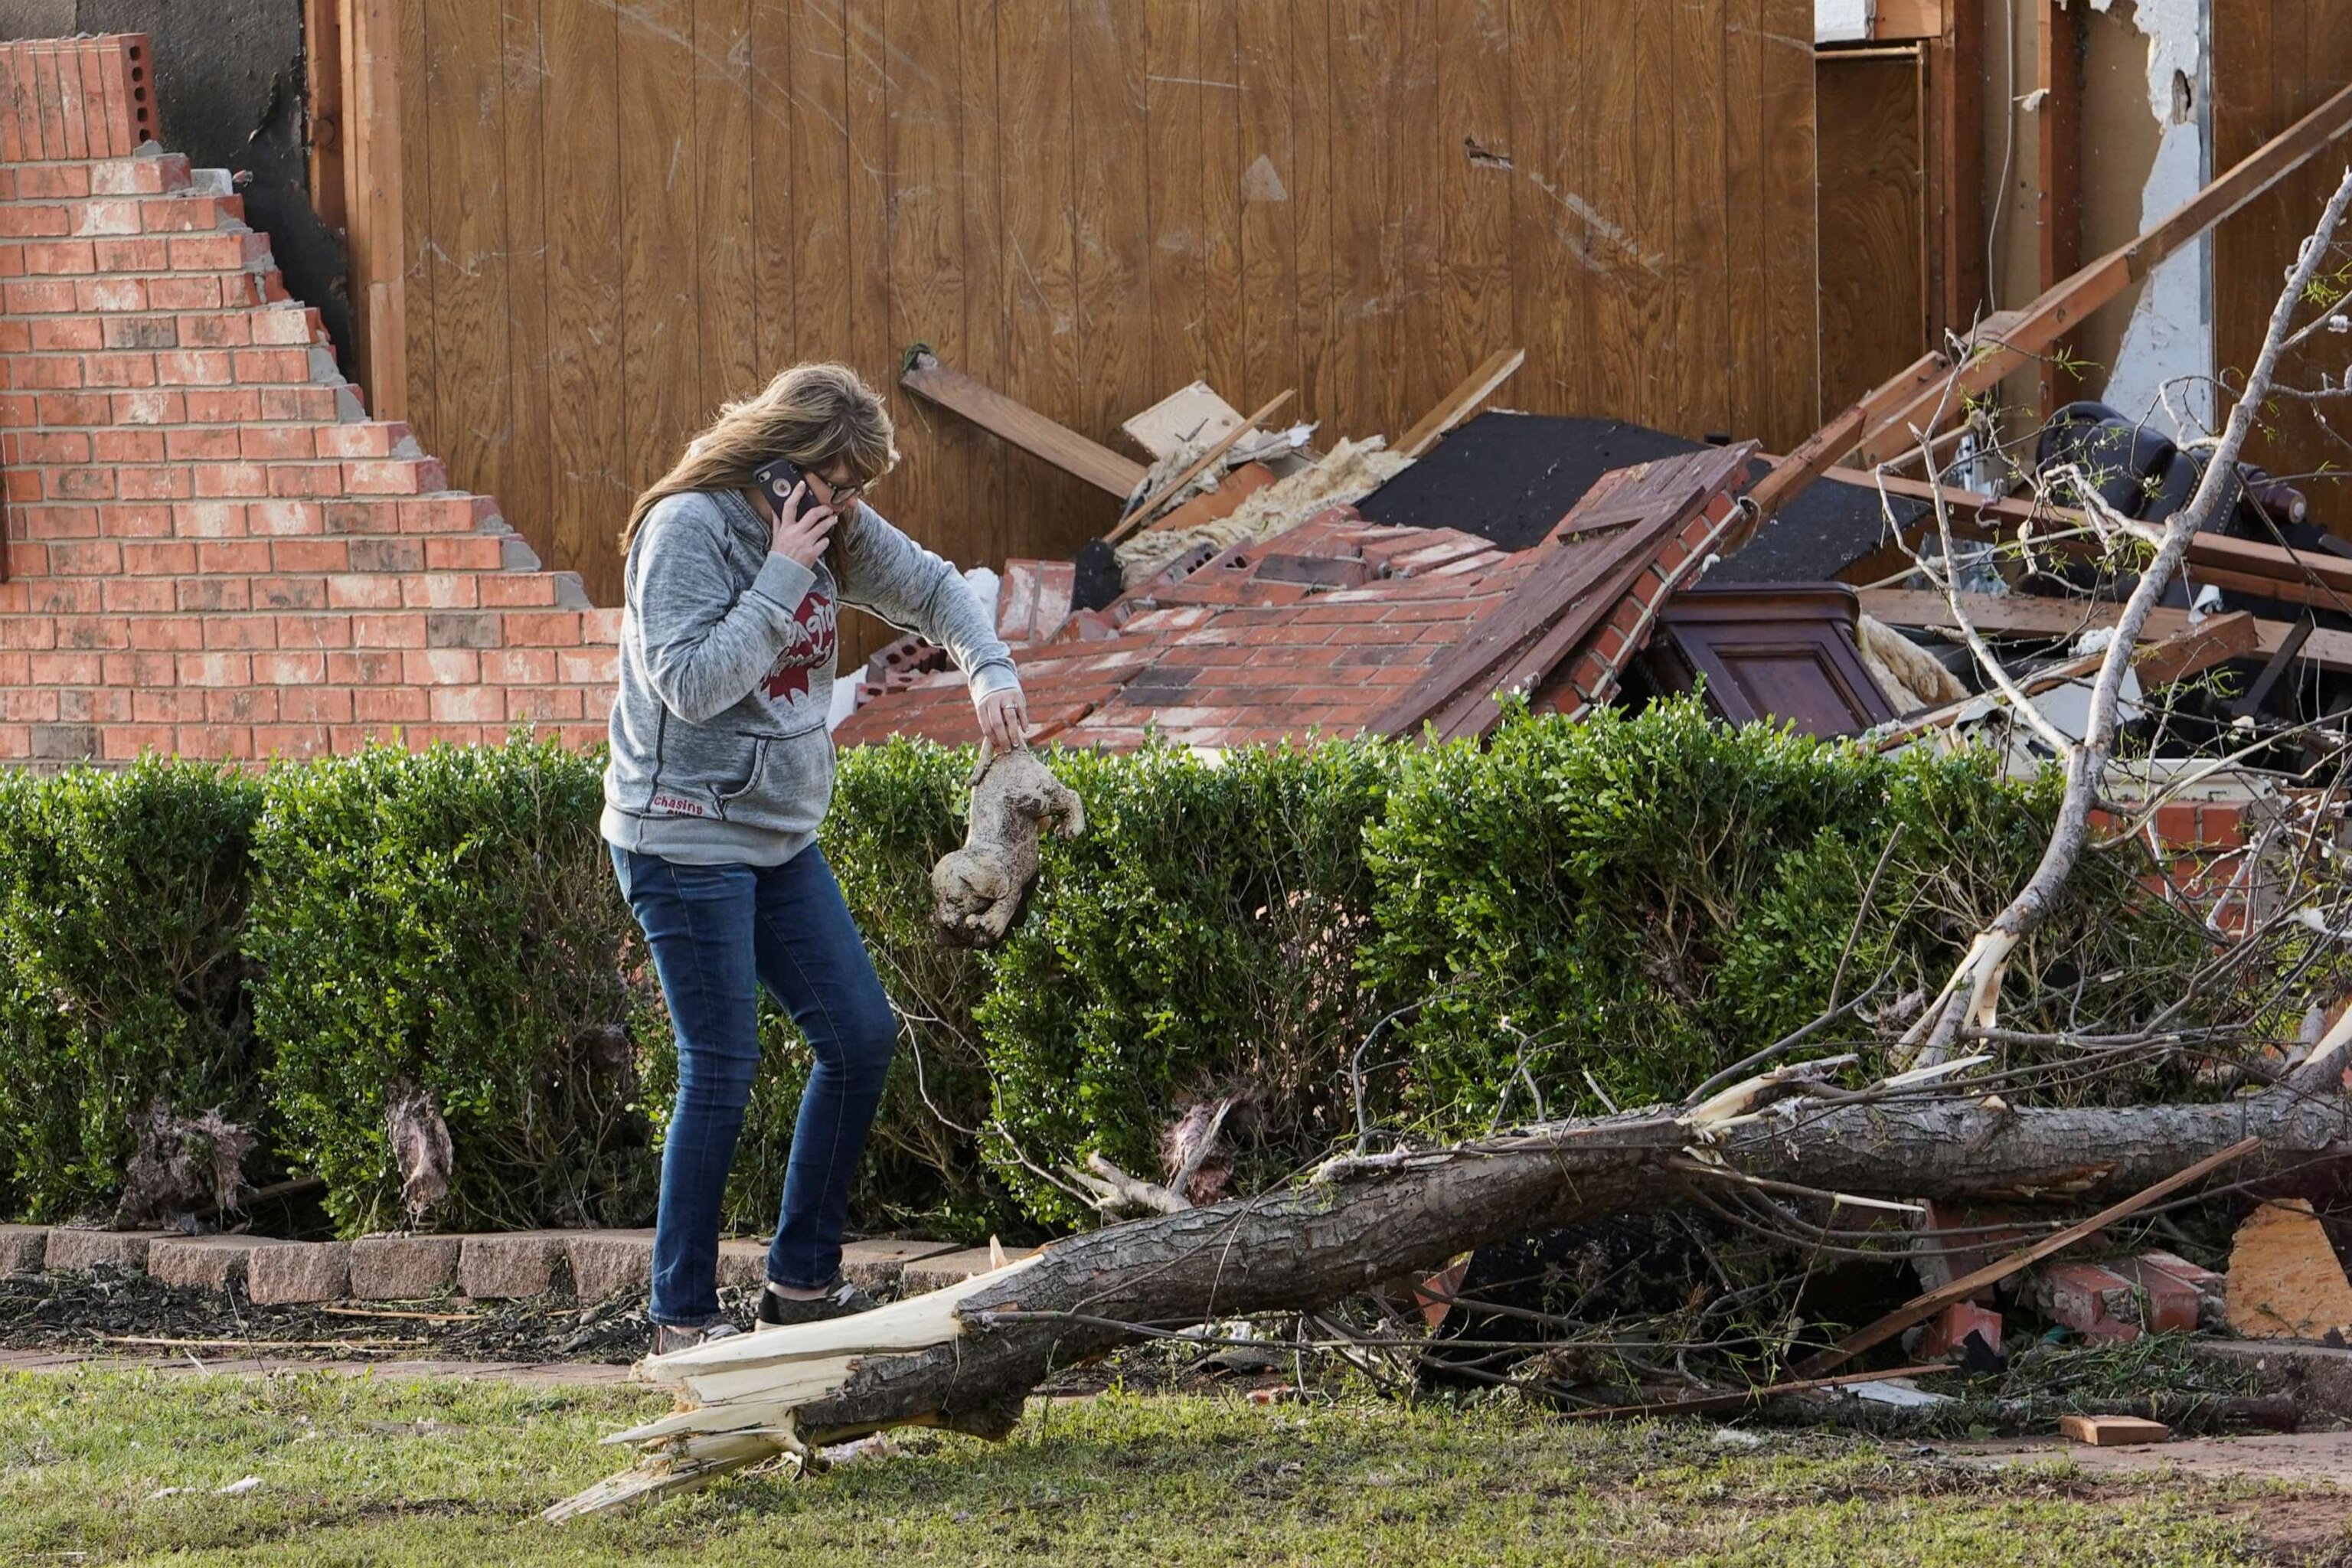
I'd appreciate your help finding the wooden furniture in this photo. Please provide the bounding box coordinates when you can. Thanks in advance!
[1641,584,1900,738]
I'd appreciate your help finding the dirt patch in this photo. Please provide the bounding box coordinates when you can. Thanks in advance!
[2226,1496,2352,1565]
[0,1266,691,1364]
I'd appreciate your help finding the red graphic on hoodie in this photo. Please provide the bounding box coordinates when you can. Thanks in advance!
[760,591,838,705]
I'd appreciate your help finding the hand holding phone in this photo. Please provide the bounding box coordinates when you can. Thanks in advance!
[754,459,837,568]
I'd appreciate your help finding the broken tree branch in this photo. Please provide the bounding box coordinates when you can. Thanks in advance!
[555,1073,2351,1517]
[1900,163,2352,1069]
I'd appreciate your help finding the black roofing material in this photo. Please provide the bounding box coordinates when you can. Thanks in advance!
[1357,411,1925,583]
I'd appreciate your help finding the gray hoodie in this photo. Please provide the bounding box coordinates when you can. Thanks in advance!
[600,487,1017,866]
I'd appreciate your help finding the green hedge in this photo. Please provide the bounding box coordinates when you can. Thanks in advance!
[0,760,266,1223]
[0,706,2229,1238]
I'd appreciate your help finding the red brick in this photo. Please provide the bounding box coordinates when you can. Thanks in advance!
[176,577,250,612]
[240,424,315,461]
[502,611,583,646]
[403,649,480,685]
[164,426,243,460]
[253,652,328,685]
[270,539,348,573]
[477,573,557,607]
[173,725,256,760]
[46,540,123,575]
[100,577,175,612]
[155,348,232,385]
[176,652,250,688]
[482,648,557,684]
[128,616,204,652]
[176,311,252,348]
[132,688,207,723]
[110,388,181,423]
[425,536,504,571]
[142,193,240,232]
[327,651,403,686]
[430,687,506,724]
[274,613,352,648]
[172,501,247,537]
[194,540,271,574]
[315,421,401,458]
[100,724,173,759]
[93,236,174,272]
[144,275,220,309]
[352,613,426,648]
[8,354,83,387]
[247,500,322,536]
[352,686,429,723]
[201,687,274,727]
[2042,1262,2141,1343]
[191,462,273,499]
[508,686,586,721]
[92,429,165,463]
[201,616,276,652]
[21,239,97,273]
[27,315,100,349]
[250,576,327,611]
[252,724,331,759]
[279,686,354,724]
[72,198,140,236]
[403,573,479,609]
[326,574,404,609]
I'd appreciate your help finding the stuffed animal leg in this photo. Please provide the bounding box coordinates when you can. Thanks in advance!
[929,744,1084,947]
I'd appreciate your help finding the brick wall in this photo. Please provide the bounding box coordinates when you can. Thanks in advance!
[0,34,615,766]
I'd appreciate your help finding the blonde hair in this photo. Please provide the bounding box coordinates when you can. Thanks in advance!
[621,362,899,557]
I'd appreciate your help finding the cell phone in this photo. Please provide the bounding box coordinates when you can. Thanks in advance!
[751,457,805,516]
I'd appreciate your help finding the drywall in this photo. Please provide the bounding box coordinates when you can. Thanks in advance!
[2092,0,2211,436]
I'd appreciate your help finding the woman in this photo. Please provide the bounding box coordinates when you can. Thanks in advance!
[603,363,1026,1353]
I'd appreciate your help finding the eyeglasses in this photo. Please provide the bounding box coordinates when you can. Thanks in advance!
[812,472,866,508]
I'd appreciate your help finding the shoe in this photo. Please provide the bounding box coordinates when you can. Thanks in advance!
[756,1276,880,1329]
[651,1316,743,1357]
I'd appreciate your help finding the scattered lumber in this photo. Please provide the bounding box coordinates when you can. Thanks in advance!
[553,1062,2351,1517]
[2223,1199,2352,1341]
[1864,613,2257,751]
[2057,1413,2170,1446]
[1827,469,2352,616]
[1109,387,1297,544]
[1739,80,2352,534]
[1791,1135,2260,1379]
[1857,589,2352,674]
[900,348,1145,500]
[1395,348,1527,460]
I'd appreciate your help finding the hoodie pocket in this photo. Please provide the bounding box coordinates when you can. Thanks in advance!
[710,735,771,819]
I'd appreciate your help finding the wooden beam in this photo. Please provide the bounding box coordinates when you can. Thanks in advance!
[1873,0,1945,41]
[900,349,1145,501]
[2034,0,2081,421]
[303,0,346,231]
[1395,347,1527,459]
[342,0,404,420]
[1923,0,1985,343]
[1745,77,2352,515]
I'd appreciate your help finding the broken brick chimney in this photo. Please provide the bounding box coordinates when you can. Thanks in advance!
[0,34,616,767]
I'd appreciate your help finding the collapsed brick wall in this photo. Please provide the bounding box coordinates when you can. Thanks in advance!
[0,34,616,766]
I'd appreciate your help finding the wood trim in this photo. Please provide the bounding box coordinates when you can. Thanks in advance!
[303,0,347,231]
[1859,586,2352,678]
[1873,0,1945,41]
[342,0,405,420]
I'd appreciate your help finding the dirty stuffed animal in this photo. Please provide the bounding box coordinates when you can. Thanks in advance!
[930,744,1085,946]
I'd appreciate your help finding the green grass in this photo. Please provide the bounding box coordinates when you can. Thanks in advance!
[0,1369,2323,1566]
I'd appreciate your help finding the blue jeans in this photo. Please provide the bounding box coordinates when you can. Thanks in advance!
[610,844,898,1326]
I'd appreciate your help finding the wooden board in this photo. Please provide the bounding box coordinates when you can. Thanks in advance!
[382,1,1824,668]
[2057,1414,2169,1447]
[1815,54,1927,417]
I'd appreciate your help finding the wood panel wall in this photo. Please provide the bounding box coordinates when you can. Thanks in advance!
[385,0,1820,651]
[2215,3,2352,500]
[1815,53,1927,415]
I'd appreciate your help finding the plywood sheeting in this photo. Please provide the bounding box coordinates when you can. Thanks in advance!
[390,0,1821,662]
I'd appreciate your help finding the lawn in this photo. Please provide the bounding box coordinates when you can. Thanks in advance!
[0,1369,2334,1566]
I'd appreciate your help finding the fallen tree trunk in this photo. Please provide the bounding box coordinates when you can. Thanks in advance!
[551,1063,2352,1517]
